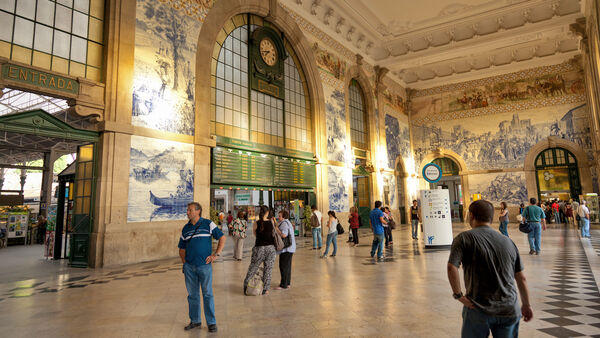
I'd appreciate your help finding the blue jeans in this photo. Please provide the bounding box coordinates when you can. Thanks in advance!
[183,263,216,325]
[323,231,337,255]
[581,218,590,237]
[554,212,561,224]
[499,221,509,237]
[527,222,542,252]
[411,219,419,238]
[370,233,385,258]
[312,228,322,248]
[462,306,520,338]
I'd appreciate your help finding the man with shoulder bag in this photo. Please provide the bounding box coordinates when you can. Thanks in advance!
[521,198,546,255]
[310,205,323,250]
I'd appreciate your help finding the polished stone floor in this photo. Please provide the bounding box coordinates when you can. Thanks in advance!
[1,223,600,337]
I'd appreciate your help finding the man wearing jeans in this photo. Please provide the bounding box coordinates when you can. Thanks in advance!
[448,200,533,338]
[578,200,591,238]
[310,205,323,250]
[522,198,546,255]
[410,200,420,240]
[178,202,226,332]
[369,201,387,261]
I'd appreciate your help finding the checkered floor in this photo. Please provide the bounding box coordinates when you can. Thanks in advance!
[538,228,600,337]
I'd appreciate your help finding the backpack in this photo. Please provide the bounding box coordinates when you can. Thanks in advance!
[310,213,320,228]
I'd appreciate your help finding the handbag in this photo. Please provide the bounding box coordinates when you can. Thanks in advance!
[272,223,284,251]
[336,222,345,234]
[519,208,533,233]
[281,220,292,249]
[245,264,264,296]
[388,219,396,230]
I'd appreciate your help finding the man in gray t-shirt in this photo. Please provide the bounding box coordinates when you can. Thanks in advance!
[448,200,533,337]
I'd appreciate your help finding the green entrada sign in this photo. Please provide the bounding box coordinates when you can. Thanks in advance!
[2,64,79,95]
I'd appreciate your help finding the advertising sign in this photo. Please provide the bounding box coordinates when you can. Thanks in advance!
[422,163,442,183]
[420,189,453,247]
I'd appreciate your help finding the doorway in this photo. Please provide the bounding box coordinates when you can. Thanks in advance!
[535,147,581,202]
[353,175,371,227]
[429,158,463,222]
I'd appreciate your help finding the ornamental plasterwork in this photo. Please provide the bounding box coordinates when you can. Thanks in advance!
[158,0,214,21]
[319,69,345,91]
[413,60,580,98]
[412,94,586,125]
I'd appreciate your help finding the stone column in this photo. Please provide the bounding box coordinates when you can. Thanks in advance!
[39,151,58,216]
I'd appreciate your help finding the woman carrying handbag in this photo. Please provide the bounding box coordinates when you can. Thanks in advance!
[275,210,295,289]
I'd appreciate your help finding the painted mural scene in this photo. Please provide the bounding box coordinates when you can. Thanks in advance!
[4,0,600,336]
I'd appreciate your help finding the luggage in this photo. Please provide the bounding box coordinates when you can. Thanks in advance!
[245,264,264,296]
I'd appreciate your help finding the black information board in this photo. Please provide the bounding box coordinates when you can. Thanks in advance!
[212,146,316,188]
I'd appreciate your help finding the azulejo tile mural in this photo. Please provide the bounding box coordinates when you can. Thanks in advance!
[413,103,592,171]
[328,166,349,212]
[131,0,212,135]
[385,114,411,169]
[128,136,194,223]
[324,85,348,163]
[469,172,528,206]
[382,173,396,209]
[411,64,585,123]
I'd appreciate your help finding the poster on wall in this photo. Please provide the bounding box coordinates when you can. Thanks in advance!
[537,168,570,192]
[128,136,194,222]
[420,189,453,247]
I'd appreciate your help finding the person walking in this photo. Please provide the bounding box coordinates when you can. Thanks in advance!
[321,211,338,258]
[498,202,509,237]
[229,211,247,261]
[578,200,591,238]
[370,201,387,261]
[349,206,360,246]
[522,198,546,255]
[178,202,226,332]
[383,206,394,246]
[226,210,233,229]
[566,202,574,225]
[551,200,560,225]
[243,205,276,295]
[447,200,533,337]
[410,200,420,240]
[310,205,323,250]
[275,210,295,289]
[559,200,566,224]
[572,199,580,229]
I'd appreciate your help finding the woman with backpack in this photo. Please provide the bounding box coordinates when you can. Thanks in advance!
[321,211,339,258]
[275,210,295,289]
[243,205,276,295]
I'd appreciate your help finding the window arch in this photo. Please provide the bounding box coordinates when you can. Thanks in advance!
[433,157,459,176]
[348,79,368,150]
[210,14,312,152]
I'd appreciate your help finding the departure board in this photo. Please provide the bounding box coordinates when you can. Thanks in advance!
[274,157,316,188]
[212,147,316,188]
[212,147,272,185]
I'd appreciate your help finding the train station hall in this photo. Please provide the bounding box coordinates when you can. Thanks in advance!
[2,0,600,336]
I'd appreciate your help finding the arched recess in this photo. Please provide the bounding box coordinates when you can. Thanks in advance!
[394,155,410,224]
[344,64,378,204]
[419,148,470,220]
[524,136,593,198]
[194,0,327,209]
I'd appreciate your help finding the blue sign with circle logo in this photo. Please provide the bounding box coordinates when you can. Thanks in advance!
[422,163,442,183]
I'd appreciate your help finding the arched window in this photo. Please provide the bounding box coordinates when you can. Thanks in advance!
[433,157,459,176]
[348,79,368,150]
[210,15,312,152]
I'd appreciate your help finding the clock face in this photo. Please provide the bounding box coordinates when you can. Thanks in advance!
[259,38,277,66]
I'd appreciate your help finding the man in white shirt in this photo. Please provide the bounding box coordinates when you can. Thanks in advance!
[311,205,323,250]
[578,200,591,238]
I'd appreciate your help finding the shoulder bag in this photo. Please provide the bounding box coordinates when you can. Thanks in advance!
[336,221,345,234]
[272,222,284,251]
[281,220,292,249]
[388,218,397,230]
[518,207,533,233]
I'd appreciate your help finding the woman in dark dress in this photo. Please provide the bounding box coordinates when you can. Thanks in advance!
[243,205,276,295]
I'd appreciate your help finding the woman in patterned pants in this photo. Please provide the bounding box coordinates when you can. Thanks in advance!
[243,205,276,295]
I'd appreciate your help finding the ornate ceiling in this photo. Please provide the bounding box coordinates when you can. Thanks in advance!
[282,0,585,89]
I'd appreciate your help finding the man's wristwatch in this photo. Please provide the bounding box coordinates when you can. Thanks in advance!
[214,253,220,257]
[452,292,463,299]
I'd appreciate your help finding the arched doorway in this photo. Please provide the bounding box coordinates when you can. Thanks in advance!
[430,157,464,222]
[535,147,582,202]
[395,160,407,224]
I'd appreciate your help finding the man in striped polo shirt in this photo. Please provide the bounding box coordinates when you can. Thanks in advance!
[179,202,226,332]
